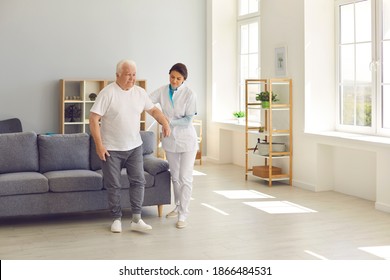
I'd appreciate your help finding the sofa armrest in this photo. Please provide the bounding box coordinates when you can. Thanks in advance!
[143,155,169,175]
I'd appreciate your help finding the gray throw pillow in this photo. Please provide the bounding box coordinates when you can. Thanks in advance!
[140,131,155,155]
[143,155,169,175]
[0,132,39,174]
[38,133,90,173]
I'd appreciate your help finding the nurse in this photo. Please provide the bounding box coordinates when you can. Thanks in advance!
[149,63,198,229]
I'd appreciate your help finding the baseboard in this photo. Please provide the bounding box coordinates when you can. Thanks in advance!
[292,179,316,192]
[375,202,390,213]
[204,156,230,164]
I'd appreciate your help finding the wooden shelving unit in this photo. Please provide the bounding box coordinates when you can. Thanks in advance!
[245,78,293,186]
[59,79,146,134]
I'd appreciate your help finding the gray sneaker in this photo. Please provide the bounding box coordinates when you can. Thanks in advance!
[130,219,152,231]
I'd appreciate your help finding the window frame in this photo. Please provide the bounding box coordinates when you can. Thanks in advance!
[237,0,260,112]
[376,0,390,136]
[335,0,390,136]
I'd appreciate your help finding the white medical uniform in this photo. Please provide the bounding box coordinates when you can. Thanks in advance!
[150,83,198,221]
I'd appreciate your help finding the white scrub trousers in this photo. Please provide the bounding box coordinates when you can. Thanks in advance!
[165,150,197,221]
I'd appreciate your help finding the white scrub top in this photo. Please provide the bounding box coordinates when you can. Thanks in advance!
[150,83,198,153]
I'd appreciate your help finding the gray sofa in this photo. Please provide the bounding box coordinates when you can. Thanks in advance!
[0,118,22,133]
[0,131,171,218]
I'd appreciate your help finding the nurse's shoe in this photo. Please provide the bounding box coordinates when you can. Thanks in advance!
[176,220,187,229]
[166,207,178,218]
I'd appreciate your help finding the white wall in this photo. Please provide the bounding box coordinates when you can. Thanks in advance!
[0,0,207,147]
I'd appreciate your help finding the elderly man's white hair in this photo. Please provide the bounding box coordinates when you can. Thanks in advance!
[116,59,137,74]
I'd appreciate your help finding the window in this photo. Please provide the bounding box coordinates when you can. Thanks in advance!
[336,0,390,136]
[238,0,260,111]
[239,0,259,16]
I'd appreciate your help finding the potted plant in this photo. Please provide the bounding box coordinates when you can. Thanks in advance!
[233,111,245,123]
[255,91,278,108]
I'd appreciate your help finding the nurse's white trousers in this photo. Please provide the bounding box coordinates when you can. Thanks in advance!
[165,150,197,221]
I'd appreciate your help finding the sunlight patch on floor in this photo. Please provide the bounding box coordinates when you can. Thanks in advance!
[214,190,274,199]
[193,170,206,176]
[201,203,229,215]
[304,250,328,260]
[358,246,390,259]
[243,201,317,214]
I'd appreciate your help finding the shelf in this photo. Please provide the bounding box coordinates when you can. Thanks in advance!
[247,104,290,110]
[250,153,290,160]
[64,122,84,125]
[248,130,290,136]
[245,78,293,187]
[260,106,290,111]
[251,152,290,158]
[247,173,291,181]
[64,100,83,103]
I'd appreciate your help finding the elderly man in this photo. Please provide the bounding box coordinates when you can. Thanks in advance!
[90,59,170,233]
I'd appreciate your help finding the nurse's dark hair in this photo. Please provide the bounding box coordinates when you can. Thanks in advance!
[169,63,188,80]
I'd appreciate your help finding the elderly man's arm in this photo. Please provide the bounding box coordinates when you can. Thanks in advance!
[89,112,110,161]
[146,107,171,137]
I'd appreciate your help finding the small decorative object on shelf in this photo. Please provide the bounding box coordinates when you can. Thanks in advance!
[89,93,97,101]
[256,91,278,108]
[65,104,81,122]
[253,138,261,154]
[65,96,81,100]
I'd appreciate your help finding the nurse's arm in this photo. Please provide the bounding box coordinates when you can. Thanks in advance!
[170,115,195,126]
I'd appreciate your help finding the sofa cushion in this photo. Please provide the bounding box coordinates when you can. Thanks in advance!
[0,172,49,196]
[143,155,169,175]
[0,132,39,174]
[44,170,103,192]
[140,131,155,155]
[38,133,90,173]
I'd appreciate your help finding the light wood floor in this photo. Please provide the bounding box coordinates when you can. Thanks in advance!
[1,162,390,260]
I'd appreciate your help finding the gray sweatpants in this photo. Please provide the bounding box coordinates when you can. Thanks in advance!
[102,145,146,219]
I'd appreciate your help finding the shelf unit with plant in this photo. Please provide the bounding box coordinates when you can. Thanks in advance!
[244,78,292,187]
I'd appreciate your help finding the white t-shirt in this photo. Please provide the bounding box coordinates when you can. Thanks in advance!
[90,82,154,151]
[149,83,198,153]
